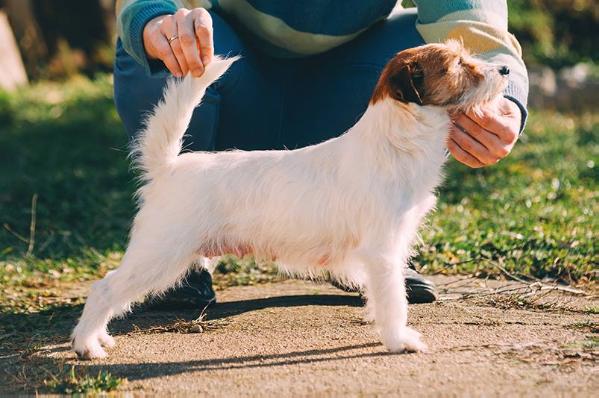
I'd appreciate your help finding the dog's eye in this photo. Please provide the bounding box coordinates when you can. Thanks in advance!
[411,64,424,81]
[458,58,463,65]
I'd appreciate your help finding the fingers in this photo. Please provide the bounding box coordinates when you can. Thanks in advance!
[142,15,182,76]
[158,9,213,77]
[453,114,510,161]
[448,101,520,169]
[450,124,500,166]
[152,33,183,77]
[142,15,166,60]
[464,99,520,145]
[142,9,214,77]
[161,14,188,76]
[175,9,205,77]
[447,137,484,168]
[193,8,214,66]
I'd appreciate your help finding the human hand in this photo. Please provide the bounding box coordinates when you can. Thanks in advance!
[143,8,213,77]
[447,98,521,168]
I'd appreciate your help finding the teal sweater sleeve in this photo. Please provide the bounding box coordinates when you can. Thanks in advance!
[118,0,178,76]
[413,0,529,132]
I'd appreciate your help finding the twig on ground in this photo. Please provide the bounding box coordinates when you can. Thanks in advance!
[493,261,531,284]
[442,268,590,305]
[539,284,588,295]
[26,193,38,257]
[36,231,55,255]
[436,274,476,288]
[3,223,28,243]
[492,260,588,296]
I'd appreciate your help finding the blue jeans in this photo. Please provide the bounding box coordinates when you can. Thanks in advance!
[114,9,424,151]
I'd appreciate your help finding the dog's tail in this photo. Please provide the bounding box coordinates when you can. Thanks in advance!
[132,56,239,180]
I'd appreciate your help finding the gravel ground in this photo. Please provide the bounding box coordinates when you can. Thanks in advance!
[4,276,598,396]
[23,277,599,397]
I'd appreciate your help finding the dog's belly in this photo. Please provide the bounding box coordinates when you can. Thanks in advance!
[197,240,268,260]
[196,243,335,266]
[196,235,359,267]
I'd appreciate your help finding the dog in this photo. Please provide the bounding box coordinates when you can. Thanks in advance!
[72,40,509,359]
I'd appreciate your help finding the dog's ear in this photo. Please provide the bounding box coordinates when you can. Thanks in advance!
[389,62,424,105]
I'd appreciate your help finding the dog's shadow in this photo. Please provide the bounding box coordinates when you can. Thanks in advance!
[110,294,383,376]
[91,294,387,383]
[82,341,392,384]
[2,292,371,392]
[0,293,363,357]
[210,292,363,318]
[111,293,364,332]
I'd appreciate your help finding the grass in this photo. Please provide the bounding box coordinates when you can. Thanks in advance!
[414,112,598,283]
[584,306,599,315]
[563,336,599,351]
[565,320,598,333]
[44,365,124,394]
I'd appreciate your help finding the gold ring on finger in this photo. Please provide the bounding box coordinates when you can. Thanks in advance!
[168,35,179,44]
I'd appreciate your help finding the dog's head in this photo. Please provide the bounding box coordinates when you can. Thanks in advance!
[371,41,509,110]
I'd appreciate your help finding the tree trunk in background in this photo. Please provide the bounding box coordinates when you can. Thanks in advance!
[0,11,28,90]
[32,0,109,58]
[2,0,48,78]
[99,0,117,43]
[2,0,114,79]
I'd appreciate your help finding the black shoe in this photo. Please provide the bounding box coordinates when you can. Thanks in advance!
[404,268,438,303]
[143,269,216,310]
[330,268,438,304]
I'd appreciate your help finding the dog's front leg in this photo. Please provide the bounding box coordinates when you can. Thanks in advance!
[360,250,427,353]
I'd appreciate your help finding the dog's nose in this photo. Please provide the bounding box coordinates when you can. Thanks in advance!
[498,65,510,76]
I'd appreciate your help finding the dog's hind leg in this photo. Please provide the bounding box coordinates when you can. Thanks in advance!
[360,249,427,353]
[71,222,198,359]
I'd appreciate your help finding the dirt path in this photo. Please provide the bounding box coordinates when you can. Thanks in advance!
[7,276,599,396]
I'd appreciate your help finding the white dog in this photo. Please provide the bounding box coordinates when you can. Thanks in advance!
[72,41,509,359]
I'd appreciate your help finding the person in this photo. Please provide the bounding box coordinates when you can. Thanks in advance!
[114,0,528,308]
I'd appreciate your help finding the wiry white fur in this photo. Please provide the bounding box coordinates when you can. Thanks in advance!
[131,56,240,181]
[72,51,506,359]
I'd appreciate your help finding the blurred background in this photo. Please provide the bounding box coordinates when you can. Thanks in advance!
[0,0,597,300]
[1,0,598,108]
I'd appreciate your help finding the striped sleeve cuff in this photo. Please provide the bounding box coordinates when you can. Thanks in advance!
[119,0,178,76]
[504,80,529,133]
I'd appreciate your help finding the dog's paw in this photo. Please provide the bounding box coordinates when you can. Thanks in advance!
[98,331,116,348]
[363,302,376,323]
[72,332,110,360]
[381,327,428,353]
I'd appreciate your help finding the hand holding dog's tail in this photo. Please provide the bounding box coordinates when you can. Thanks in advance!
[132,56,239,181]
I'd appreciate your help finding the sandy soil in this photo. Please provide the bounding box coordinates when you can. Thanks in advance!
[8,276,599,396]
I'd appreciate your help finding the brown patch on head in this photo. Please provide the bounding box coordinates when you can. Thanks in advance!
[371,41,486,107]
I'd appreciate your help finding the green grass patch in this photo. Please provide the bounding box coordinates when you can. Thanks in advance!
[0,74,597,307]
[563,336,599,351]
[213,255,280,290]
[565,320,598,333]
[0,75,132,287]
[413,111,598,283]
[45,365,124,394]
[584,306,599,315]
